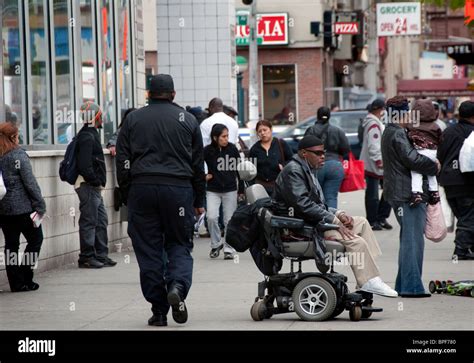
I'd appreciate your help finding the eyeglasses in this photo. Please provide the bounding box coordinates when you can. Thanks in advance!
[305,149,326,156]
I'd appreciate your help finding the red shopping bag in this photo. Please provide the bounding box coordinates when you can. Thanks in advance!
[339,152,366,193]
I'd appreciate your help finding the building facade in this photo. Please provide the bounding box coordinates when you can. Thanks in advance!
[154,0,238,110]
[235,0,333,126]
[0,0,145,284]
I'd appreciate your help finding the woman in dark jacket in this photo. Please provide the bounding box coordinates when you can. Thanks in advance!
[204,124,243,260]
[249,120,293,196]
[304,107,350,208]
[0,123,46,292]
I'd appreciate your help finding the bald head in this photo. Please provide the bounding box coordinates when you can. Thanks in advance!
[209,98,224,115]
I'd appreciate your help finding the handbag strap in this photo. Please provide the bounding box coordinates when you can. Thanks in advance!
[277,138,285,164]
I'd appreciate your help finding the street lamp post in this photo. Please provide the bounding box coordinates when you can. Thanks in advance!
[248,0,259,146]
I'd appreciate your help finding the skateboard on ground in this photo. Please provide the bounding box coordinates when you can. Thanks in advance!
[428,280,474,297]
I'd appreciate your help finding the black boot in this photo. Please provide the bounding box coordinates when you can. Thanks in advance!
[167,283,188,324]
[148,314,168,327]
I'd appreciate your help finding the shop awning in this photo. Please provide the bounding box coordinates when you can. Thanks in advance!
[397,78,474,97]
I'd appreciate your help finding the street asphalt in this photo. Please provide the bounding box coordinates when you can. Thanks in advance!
[0,190,472,330]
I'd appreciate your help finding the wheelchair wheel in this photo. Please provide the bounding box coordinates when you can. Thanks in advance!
[349,305,362,322]
[250,301,267,321]
[292,277,337,322]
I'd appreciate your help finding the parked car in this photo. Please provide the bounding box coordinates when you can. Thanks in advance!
[276,110,368,159]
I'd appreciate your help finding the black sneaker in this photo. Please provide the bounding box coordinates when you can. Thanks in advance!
[370,222,383,231]
[10,285,30,293]
[167,285,188,324]
[78,259,104,269]
[379,220,393,230]
[428,191,440,205]
[410,192,423,207]
[148,314,168,327]
[98,257,117,267]
[27,282,40,291]
[209,245,223,259]
[453,248,474,260]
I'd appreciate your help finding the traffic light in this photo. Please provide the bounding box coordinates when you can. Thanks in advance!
[323,10,338,50]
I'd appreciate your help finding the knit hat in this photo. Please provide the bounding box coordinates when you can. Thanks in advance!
[80,102,102,124]
[411,99,437,122]
[459,101,474,119]
[298,135,324,150]
[386,96,409,112]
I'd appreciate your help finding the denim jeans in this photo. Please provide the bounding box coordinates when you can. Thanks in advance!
[127,184,195,316]
[316,159,345,209]
[393,202,428,295]
[365,176,392,225]
[75,184,109,261]
[207,191,237,253]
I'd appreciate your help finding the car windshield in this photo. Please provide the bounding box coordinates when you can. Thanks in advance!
[330,112,366,134]
[281,111,366,138]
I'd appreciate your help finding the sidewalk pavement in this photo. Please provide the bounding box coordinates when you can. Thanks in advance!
[0,191,473,330]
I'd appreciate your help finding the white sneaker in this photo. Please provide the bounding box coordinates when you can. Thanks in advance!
[361,277,398,298]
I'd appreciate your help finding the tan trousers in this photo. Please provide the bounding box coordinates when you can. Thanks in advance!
[324,216,382,286]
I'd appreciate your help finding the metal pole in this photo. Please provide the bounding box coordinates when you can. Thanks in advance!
[248,1,259,146]
[237,72,245,127]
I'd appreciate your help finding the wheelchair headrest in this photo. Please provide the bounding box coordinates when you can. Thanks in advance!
[246,184,270,204]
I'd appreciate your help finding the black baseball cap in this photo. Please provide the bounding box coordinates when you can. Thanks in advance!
[370,98,386,112]
[149,74,175,93]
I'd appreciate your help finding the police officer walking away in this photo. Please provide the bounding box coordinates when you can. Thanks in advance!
[116,75,205,327]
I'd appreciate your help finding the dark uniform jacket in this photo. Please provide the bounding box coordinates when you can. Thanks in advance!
[116,99,205,208]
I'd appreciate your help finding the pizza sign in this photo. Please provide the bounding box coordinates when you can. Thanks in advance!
[236,12,289,46]
[334,22,360,35]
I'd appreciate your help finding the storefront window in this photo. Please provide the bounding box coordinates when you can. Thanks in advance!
[53,0,74,144]
[2,0,26,143]
[99,0,116,144]
[118,0,133,123]
[27,0,51,144]
[262,65,297,126]
[80,0,96,104]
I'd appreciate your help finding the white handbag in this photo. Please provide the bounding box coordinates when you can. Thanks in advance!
[439,186,455,233]
[459,131,474,173]
[0,169,7,200]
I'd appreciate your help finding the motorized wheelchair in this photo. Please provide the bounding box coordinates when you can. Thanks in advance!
[245,184,382,322]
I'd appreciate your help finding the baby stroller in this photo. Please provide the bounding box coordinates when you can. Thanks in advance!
[243,184,382,322]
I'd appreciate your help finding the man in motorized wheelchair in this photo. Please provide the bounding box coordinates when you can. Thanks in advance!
[273,135,397,298]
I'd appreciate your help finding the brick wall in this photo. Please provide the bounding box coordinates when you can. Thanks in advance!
[237,47,324,122]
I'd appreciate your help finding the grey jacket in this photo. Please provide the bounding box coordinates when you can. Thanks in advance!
[0,148,46,216]
[360,113,384,178]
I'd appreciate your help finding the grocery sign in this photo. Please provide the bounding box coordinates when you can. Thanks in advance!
[376,2,421,36]
[334,22,360,35]
[236,11,289,46]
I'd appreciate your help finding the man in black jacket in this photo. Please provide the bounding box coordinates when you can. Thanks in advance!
[438,101,474,260]
[382,96,439,297]
[116,74,206,327]
[75,102,116,269]
[274,136,398,297]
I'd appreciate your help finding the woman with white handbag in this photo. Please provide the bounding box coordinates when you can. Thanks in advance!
[0,122,46,292]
